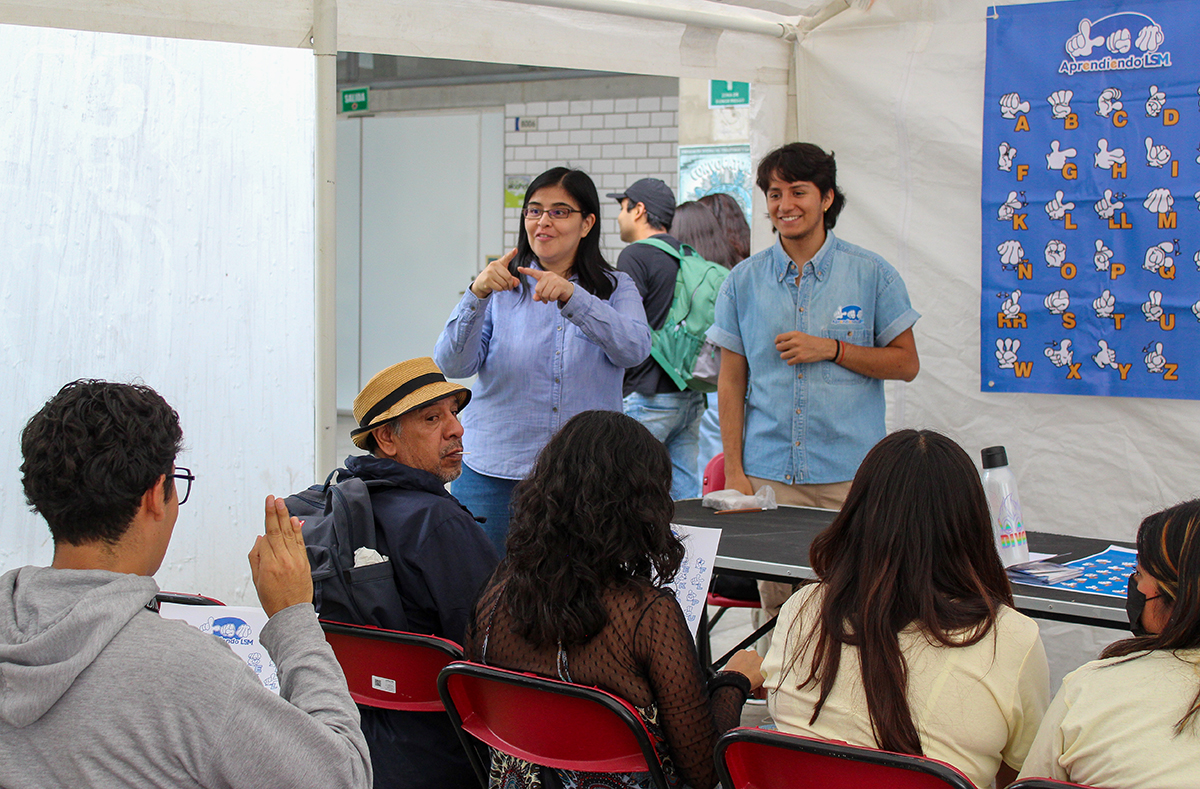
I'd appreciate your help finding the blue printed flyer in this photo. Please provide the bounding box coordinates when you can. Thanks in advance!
[982,0,1200,399]
[1043,544,1136,598]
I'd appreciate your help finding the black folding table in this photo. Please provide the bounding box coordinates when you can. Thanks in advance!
[673,499,1131,631]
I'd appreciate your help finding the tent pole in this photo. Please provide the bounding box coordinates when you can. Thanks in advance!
[502,0,796,39]
[314,0,338,478]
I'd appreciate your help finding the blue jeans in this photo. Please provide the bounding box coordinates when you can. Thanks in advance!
[623,390,706,500]
[696,391,722,487]
[450,463,519,557]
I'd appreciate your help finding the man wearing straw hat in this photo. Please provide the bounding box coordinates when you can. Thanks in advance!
[344,357,498,789]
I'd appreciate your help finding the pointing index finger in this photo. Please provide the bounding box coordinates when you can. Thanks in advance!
[516,266,544,279]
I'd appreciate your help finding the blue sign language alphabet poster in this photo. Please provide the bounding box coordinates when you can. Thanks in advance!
[982,0,1200,399]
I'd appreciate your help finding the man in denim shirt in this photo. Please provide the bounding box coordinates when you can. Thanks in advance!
[706,143,920,615]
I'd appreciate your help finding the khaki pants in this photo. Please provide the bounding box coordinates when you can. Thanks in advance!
[748,477,851,649]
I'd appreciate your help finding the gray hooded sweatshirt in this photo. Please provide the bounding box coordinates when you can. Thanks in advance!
[0,566,371,789]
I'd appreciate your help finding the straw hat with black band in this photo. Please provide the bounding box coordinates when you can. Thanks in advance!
[351,357,471,450]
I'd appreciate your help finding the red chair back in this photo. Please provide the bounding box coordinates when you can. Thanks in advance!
[321,620,463,712]
[156,591,225,606]
[438,661,668,789]
[702,452,726,495]
[716,727,977,789]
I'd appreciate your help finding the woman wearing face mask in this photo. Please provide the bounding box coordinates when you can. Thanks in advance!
[435,167,651,557]
[1018,499,1200,788]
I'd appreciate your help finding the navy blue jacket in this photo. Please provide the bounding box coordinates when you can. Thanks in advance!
[341,454,498,789]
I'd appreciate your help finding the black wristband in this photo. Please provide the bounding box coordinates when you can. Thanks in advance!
[707,670,752,700]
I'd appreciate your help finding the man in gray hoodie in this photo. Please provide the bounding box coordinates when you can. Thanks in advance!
[0,380,372,789]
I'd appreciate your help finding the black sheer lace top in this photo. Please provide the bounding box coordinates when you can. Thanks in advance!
[465,577,747,789]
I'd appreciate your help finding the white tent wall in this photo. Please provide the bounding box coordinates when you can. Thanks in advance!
[0,0,315,48]
[794,0,1198,547]
[0,1,795,604]
[794,0,1177,680]
[0,24,316,604]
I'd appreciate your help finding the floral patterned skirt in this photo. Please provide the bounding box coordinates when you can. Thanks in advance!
[486,702,681,789]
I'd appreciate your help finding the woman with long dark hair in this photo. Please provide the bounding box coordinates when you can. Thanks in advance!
[671,201,736,268]
[435,168,650,556]
[1018,499,1200,787]
[668,199,745,482]
[762,429,1049,788]
[466,410,763,789]
[696,192,750,263]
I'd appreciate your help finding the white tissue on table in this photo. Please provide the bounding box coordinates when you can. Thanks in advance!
[701,485,777,510]
[353,547,389,567]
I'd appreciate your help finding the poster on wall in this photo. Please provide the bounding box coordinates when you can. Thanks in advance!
[981,0,1199,400]
[678,144,754,229]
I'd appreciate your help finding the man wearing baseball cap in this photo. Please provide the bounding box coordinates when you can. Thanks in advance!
[607,178,705,499]
[344,357,498,789]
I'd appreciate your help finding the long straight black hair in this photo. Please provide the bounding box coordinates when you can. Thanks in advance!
[672,201,737,268]
[1102,499,1200,733]
[781,429,1013,755]
[697,192,751,263]
[513,167,616,300]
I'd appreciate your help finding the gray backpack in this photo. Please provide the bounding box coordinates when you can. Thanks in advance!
[285,470,410,631]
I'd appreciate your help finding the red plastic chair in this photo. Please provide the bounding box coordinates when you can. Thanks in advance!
[1009,780,1098,788]
[321,620,463,712]
[716,727,978,789]
[437,661,669,789]
[156,591,225,606]
[701,452,726,495]
[697,452,762,664]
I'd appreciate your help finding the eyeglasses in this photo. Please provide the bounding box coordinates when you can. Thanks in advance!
[522,206,584,220]
[172,467,195,505]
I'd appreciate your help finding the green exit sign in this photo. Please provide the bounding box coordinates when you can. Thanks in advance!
[709,80,750,108]
[341,87,369,113]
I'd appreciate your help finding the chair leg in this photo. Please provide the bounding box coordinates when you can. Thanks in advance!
[697,606,712,668]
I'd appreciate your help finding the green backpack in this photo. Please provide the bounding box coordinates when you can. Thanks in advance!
[635,237,730,393]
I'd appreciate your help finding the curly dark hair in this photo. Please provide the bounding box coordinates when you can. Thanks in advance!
[20,380,183,546]
[756,142,846,230]
[499,410,683,648]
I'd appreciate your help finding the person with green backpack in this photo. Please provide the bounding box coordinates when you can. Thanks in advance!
[608,178,729,500]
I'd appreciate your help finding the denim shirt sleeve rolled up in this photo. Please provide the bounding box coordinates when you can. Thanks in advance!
[706,232,920,485]
[434,267,650,479]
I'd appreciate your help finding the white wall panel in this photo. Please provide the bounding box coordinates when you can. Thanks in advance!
[357,112,494,380]
[0,25,315,604]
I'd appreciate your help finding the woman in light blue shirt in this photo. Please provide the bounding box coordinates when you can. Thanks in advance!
[435,167,651,555]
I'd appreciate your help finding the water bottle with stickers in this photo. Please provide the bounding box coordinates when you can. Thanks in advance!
[981,446,1029,567]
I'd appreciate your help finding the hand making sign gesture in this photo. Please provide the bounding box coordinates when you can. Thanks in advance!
[469,248,521,298]
[468,248,576,304]
[248,495,313,618]
[516,265,576,304]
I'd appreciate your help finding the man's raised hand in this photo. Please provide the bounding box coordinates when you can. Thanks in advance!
[248,495,313,618]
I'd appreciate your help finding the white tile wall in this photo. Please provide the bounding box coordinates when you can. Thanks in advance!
[504,95,679,263]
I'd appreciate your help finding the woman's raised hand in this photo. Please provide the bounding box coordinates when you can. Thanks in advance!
[517,266,576,304]
[470,248,520,298]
